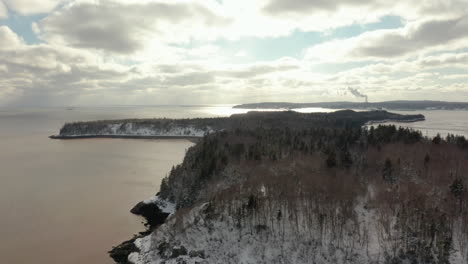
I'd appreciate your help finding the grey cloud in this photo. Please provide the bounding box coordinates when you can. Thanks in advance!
[160,64,298,86]
[263,0,369,15]
[125,63,295,89]
[163,72,215,86]
[107,62,300,95]
[155,64,205,74]
[217,64,299,79]
[2,0,65,16]
[0,1,7,18]
[262,0,467,18]
[0,40,130,106]
[37,0,230,53]
[418,53,468,67]
[352,17,468,58]
[1,27,305,106]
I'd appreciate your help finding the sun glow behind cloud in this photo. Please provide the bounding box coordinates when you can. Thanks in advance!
[0,0,467,106]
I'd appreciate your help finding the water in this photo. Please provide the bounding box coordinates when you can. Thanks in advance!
[0,106,210,264]
[0,105,466,264]
[381,110,468,138]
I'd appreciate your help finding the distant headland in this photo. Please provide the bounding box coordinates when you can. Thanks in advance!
[50,110,425,140]
[233,100,468,111]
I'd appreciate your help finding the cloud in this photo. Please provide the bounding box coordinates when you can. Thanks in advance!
[0,27,306,106]
[0,26,132,105]
[0,26,24,49]
[332,52,468,79]
[262,0,466,19]
[259,0,468,38]
[263,0,375,14]
[0,1,7,18]
[306,16,468,62]
[418,52,468,68]
[125,59,301,90]
[33,0,468,53]
[2,1,468,105]
[217,62,300,79]
[2,0,66,15]
[35,0,230,54]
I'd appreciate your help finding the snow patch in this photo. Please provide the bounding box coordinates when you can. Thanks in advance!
[143,195,176,214]
[61,122,215,138]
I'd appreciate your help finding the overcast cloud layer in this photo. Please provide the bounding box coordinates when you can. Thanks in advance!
[0,0,468,106]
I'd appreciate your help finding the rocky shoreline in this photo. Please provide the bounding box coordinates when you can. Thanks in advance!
[49,134,202,141]
[109,194,173,264]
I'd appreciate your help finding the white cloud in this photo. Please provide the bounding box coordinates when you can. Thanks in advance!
[2,0,67,15]
[0,26,24,49]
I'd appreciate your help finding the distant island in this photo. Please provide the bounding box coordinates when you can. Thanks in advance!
[233,100,468,111]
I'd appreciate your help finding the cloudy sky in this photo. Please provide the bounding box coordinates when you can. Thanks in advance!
[1,0,468,106]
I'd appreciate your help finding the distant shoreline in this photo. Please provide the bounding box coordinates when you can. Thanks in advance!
[49,135,202,142]
[364,117,426,125]
[233,101,468,111]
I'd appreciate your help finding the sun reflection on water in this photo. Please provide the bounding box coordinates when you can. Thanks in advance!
[197,105,337,117]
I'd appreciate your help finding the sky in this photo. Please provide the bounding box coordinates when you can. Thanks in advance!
[1,0,468,106]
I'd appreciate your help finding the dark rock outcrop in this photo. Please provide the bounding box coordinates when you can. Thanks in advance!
[171,246,188,258]
[130,201,170,229]
[109,238,139,264]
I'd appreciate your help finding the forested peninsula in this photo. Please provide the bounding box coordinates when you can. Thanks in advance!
[51,110,424,139]
[53,110,468,264]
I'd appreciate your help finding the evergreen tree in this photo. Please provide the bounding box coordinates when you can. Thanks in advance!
[326,151,337,168]
[382,158,396,183]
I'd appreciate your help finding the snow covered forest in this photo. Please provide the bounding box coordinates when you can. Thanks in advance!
[55,110,424,138]
[108,111,467,264]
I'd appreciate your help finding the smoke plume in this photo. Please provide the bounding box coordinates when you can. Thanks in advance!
[348,87,368,103]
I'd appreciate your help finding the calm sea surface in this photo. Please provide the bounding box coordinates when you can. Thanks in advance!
[0,105,466,264]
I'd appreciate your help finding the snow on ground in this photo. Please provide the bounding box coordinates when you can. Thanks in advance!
[128,197,467,264]
[129,201,376,264]
[62,123,214,137]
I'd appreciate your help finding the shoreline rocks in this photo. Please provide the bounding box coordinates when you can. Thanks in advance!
[130,201,170,229]
[49,134,202,140]
[109,196,173,263]
[109,238,140,264]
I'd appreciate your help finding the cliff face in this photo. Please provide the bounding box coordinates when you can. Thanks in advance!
[124,125,468,264]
